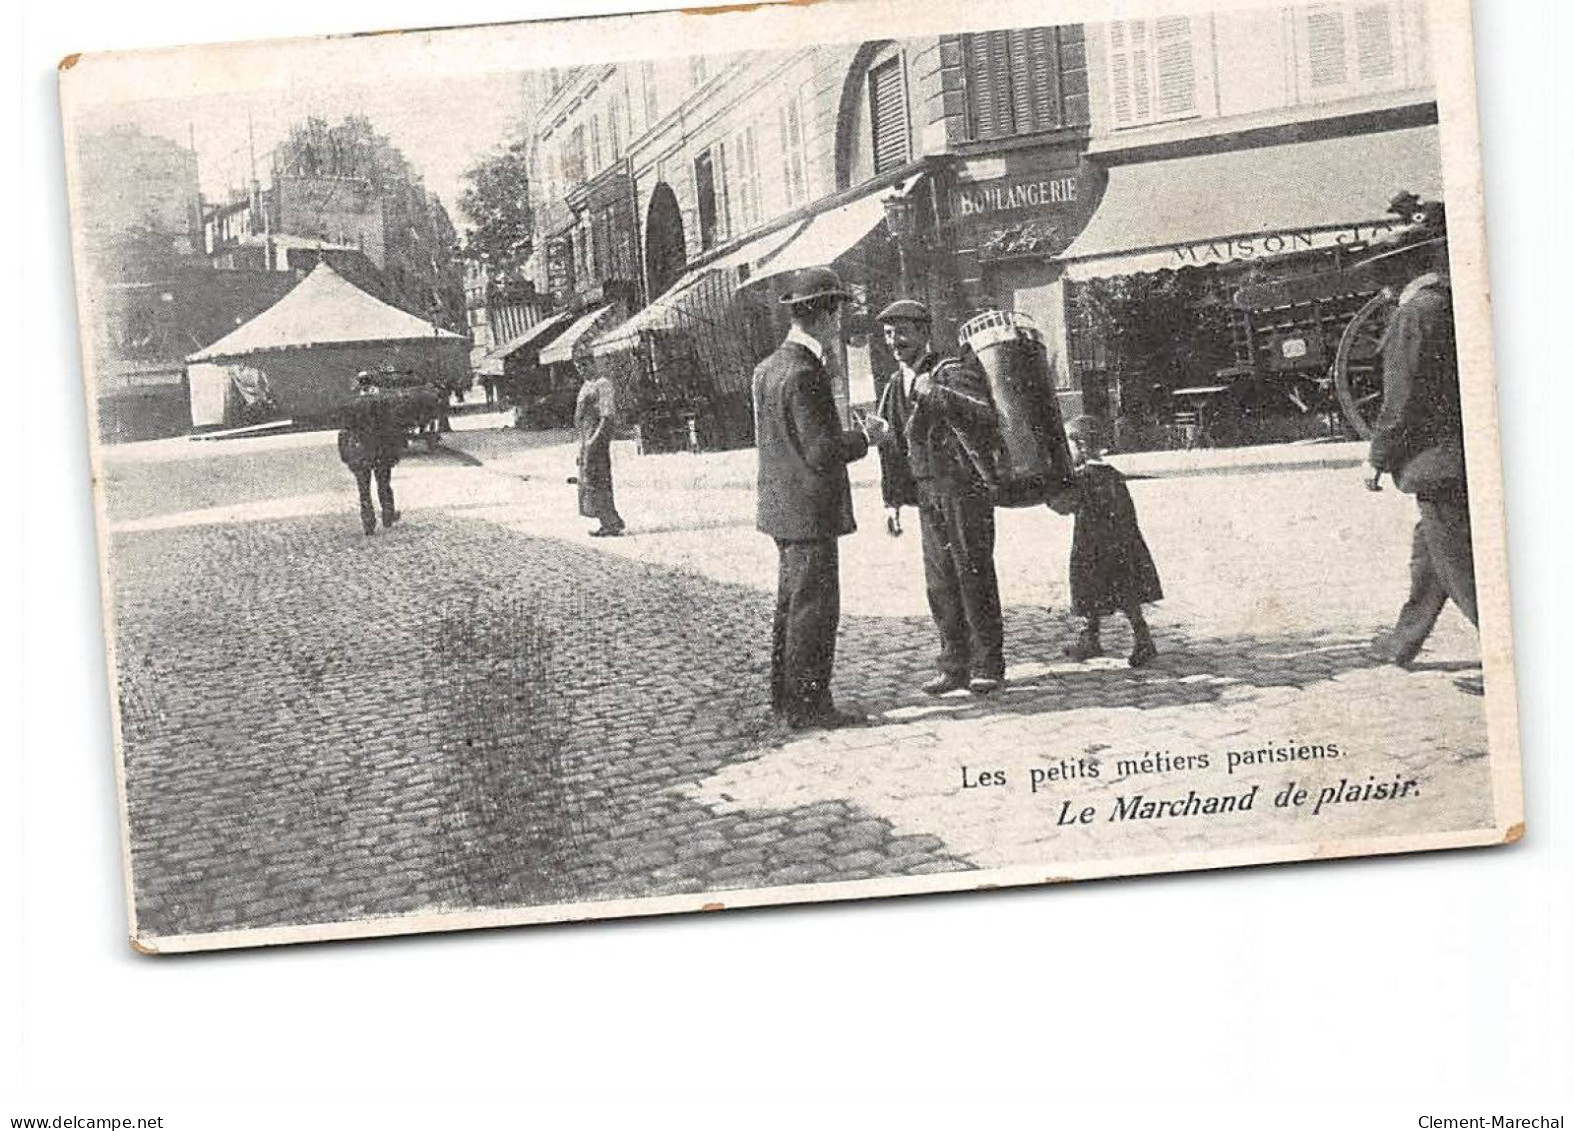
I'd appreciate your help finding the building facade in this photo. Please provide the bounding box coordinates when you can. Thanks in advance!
[517,1,1440,450]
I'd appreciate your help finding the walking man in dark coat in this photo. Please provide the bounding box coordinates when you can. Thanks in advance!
[873,300,1006,695]
[1364,200,1477,664]
[336,370,404,536]
[754,267,888,730]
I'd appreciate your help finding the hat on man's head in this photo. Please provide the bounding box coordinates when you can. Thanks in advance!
[1353,193,1448,271]
[354,370,376,386]
[876,299,931,324]
[779,265,853,306]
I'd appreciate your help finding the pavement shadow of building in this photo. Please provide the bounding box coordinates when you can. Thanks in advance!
[109,510,1480,939]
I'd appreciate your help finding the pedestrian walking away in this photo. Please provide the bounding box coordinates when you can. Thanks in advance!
[1361,198,1477,666]
[754,266,888,730]
[1054,414,1161,668]
[335,370,405,536]
[872,299,1007,696]
[575,370,625,537]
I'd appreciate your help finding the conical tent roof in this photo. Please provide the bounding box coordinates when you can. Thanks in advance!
[187,261,463,362]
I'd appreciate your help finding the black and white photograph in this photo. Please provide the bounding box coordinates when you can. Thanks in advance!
[56,0,1520,955]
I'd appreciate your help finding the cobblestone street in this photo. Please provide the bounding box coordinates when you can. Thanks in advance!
[101,424,1494,941]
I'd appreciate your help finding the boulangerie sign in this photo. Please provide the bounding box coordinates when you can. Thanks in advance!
[58,0,1522,953]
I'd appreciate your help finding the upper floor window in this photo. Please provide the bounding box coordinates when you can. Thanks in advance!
[694,143,731,251]
[1108,17,1198,128]
[563,125,587,186]
[609,96,624,161]
[868,56,911,174]
[642,61,660,128]
[777,92,809,209]
[732,124,762,232]
[689,55,709,88]
[1296,2,1414,99]
[590,115,603,175]
[963,26,1090,140]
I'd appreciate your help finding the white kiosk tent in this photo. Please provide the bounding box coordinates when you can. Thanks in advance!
[186,261,468,428]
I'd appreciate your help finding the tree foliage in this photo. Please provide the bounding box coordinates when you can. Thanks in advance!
[458,139,535,289]
[273,115,467,333]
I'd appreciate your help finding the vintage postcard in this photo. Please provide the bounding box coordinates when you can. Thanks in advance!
[59,0,1521,953]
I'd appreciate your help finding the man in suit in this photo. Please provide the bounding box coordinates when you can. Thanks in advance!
[1363,200,1477,665]
[336,370,404,536]
[754,267,888,730]
[873,300,1005,695]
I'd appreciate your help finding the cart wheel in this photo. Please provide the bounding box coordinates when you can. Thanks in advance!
[1333,289,1394,441]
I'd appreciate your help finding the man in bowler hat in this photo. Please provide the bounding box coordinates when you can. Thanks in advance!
[1363,198,1478,664]
[336,370,405,536]
[873,300,1006,694]
[753,267,888,729]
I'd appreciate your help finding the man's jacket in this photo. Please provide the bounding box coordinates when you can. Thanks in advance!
[875,352,999,505]
[1368,273,1465,496]
[335,391,404,471]
[753,341,870,541]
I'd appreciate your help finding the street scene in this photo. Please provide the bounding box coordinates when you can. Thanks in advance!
[60,0,1512,946]
[101,420,1488,938]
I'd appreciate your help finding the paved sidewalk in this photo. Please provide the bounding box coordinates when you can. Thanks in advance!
[444,419,1367,491]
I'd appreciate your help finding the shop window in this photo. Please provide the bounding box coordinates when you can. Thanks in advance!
[868,56,911,174]
[963,26,1090,140]
[1108,17,1198,128]
[777,93,809,209]
[1296,3,1409,99]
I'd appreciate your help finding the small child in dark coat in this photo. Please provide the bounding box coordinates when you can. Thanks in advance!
[1058,415,1162,667]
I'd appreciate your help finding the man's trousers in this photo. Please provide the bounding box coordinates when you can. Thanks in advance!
[918,490,1004,681]
[352,464,396,534]
[771,538,841,723]
[1389,490,1478,660]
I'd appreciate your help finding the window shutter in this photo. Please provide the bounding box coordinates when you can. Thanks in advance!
[1007,30,1036,134]
[777,95,807,209]
[1354,4,1396,81]
[1059,25,1090,125]
[868,56,910,175]
[1129,20,1153,123]
[1023,27,1061,132]
[735,125,760,230]
[642,61,659,128]
[1109,21,1136,127]
[963,33,999,140]
[715,140,732,241]
[1153,17,1196,118]
[1306,7,1349,88]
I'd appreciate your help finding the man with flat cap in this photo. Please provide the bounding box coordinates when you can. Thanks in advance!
[1363,197,1477,665]
[754,266,888,730]
[873,299,1005,695]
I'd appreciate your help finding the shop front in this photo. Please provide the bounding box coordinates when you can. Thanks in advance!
[588,166,931,450]
[944,143,1107,420]
[1054,122,1444,449]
